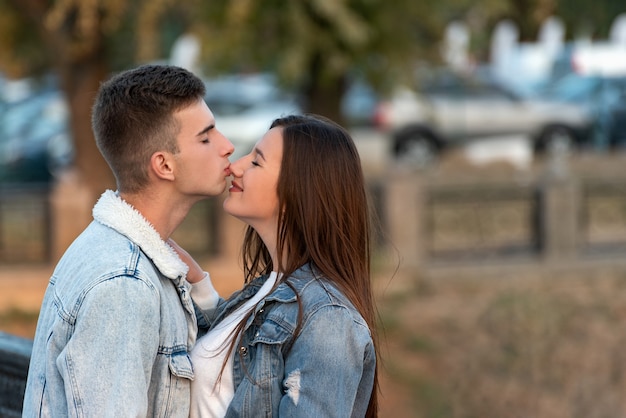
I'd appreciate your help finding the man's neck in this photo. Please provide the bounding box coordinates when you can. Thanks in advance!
[119,189,193,241]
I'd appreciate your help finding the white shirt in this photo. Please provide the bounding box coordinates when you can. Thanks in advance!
[189,271,279,418]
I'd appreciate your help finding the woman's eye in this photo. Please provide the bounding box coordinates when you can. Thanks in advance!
[251,160,260,167]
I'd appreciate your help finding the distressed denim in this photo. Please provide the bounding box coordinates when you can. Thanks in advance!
[196,264,376,417]
[23,190,197,417]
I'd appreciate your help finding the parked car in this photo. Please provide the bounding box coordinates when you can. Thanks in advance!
[535,72,626,150]
[341,77,379,126]
[204,72,380,158]
[0,90,73,184]
[375,69,593,166]
[549,42,626,82]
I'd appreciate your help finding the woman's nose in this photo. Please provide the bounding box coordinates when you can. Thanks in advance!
[229,157,246,177]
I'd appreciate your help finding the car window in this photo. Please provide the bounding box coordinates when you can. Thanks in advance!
[542,74,602,102]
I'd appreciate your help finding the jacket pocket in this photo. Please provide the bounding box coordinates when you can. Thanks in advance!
[248,318,292,346]
[168,351,194,380]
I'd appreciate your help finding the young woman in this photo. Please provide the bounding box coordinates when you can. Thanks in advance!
[186,114,379,417]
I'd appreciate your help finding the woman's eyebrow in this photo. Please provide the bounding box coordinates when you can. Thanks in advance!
[254,147,266,161]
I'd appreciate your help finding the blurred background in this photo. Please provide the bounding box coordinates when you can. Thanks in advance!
[2,0,626,416]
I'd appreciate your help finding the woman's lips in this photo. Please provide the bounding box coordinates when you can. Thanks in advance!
[229,180,243,192]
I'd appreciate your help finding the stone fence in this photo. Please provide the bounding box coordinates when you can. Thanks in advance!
[4,157,626,274]
[385,159,626,274]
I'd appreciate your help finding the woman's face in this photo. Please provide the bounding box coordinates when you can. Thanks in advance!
[223,126,283,235]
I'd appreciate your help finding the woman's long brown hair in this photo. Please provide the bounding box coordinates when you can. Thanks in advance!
[233,114,379,417]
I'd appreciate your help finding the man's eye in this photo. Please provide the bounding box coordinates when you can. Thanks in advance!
[251,160,260,167]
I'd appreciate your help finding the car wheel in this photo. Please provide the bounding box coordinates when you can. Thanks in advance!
[536,126,575,156]
[394,131,438,168]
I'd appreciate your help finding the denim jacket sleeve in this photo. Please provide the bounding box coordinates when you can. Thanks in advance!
[58,277,160,417]
[278,303,376,417]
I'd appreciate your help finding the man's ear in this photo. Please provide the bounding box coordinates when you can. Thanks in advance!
[150,151,175,181]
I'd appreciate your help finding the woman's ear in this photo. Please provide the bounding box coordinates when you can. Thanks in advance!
[150,151,175,181]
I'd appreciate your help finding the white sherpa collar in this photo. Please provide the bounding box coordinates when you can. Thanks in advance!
[92,190,189,280]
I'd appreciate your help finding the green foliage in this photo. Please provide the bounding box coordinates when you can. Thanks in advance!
[1,0,624,81]
[192,0,450,91]
[556,0,625,38]
[0,0,195,77]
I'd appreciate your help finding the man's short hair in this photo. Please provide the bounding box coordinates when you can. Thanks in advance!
[92,64,206,193]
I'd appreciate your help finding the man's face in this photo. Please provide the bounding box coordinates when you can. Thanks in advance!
[172,98,234,198]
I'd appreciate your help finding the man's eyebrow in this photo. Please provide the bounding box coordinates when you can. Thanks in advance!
[196,124,215,136]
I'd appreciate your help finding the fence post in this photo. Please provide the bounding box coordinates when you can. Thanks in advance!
[539,153,580,262]
[386,168,425,269]
[50,170,94,262]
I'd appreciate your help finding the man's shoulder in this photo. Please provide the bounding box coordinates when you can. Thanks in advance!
[52,223,159,294]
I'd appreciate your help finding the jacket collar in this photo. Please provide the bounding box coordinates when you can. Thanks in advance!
[243,264,321,304]
[92,190,189,280]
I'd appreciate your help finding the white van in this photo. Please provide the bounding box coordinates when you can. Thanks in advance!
[551,41,626,79]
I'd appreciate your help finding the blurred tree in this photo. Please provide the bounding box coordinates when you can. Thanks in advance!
[2,0,614,189]
[555,0,625,39]
[0,0,196,201]
[500,0,555,41]
[192,0,459,125]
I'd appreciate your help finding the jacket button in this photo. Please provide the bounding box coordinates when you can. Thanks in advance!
[239,346,248,357]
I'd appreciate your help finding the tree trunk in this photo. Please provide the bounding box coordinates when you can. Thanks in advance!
[8,0,116,202]
[56,54,116,202]
[46,25,116,257]
[49,28,116,203]
[303,52,348,127]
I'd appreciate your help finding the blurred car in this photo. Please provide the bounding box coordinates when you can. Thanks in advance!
[341,78,379,126]
[549,42,626,82]
[0,89,73,184]
[204,72,380,158]
[204,73,302,159]
[535,72,626,149]
[375,69,593,166]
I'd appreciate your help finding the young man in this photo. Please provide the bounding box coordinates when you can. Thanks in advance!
[22,64,233,417]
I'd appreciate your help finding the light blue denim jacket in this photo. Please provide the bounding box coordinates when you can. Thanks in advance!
[23,190,198,417]
[195,264,376,417]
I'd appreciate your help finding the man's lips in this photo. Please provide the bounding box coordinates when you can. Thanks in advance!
[229,180,243,192]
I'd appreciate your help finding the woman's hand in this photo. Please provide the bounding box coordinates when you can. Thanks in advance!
[168,238,205,283]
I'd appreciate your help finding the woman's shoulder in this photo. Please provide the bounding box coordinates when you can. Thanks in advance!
[280,266,364,320]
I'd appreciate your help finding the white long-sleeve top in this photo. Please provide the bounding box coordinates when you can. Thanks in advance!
[189,271,279,417]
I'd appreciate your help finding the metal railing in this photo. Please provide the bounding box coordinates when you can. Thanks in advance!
[0,183,51,264]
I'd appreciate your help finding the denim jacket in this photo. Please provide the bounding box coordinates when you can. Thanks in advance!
[23,190,198,417]
[195,264,376,417]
